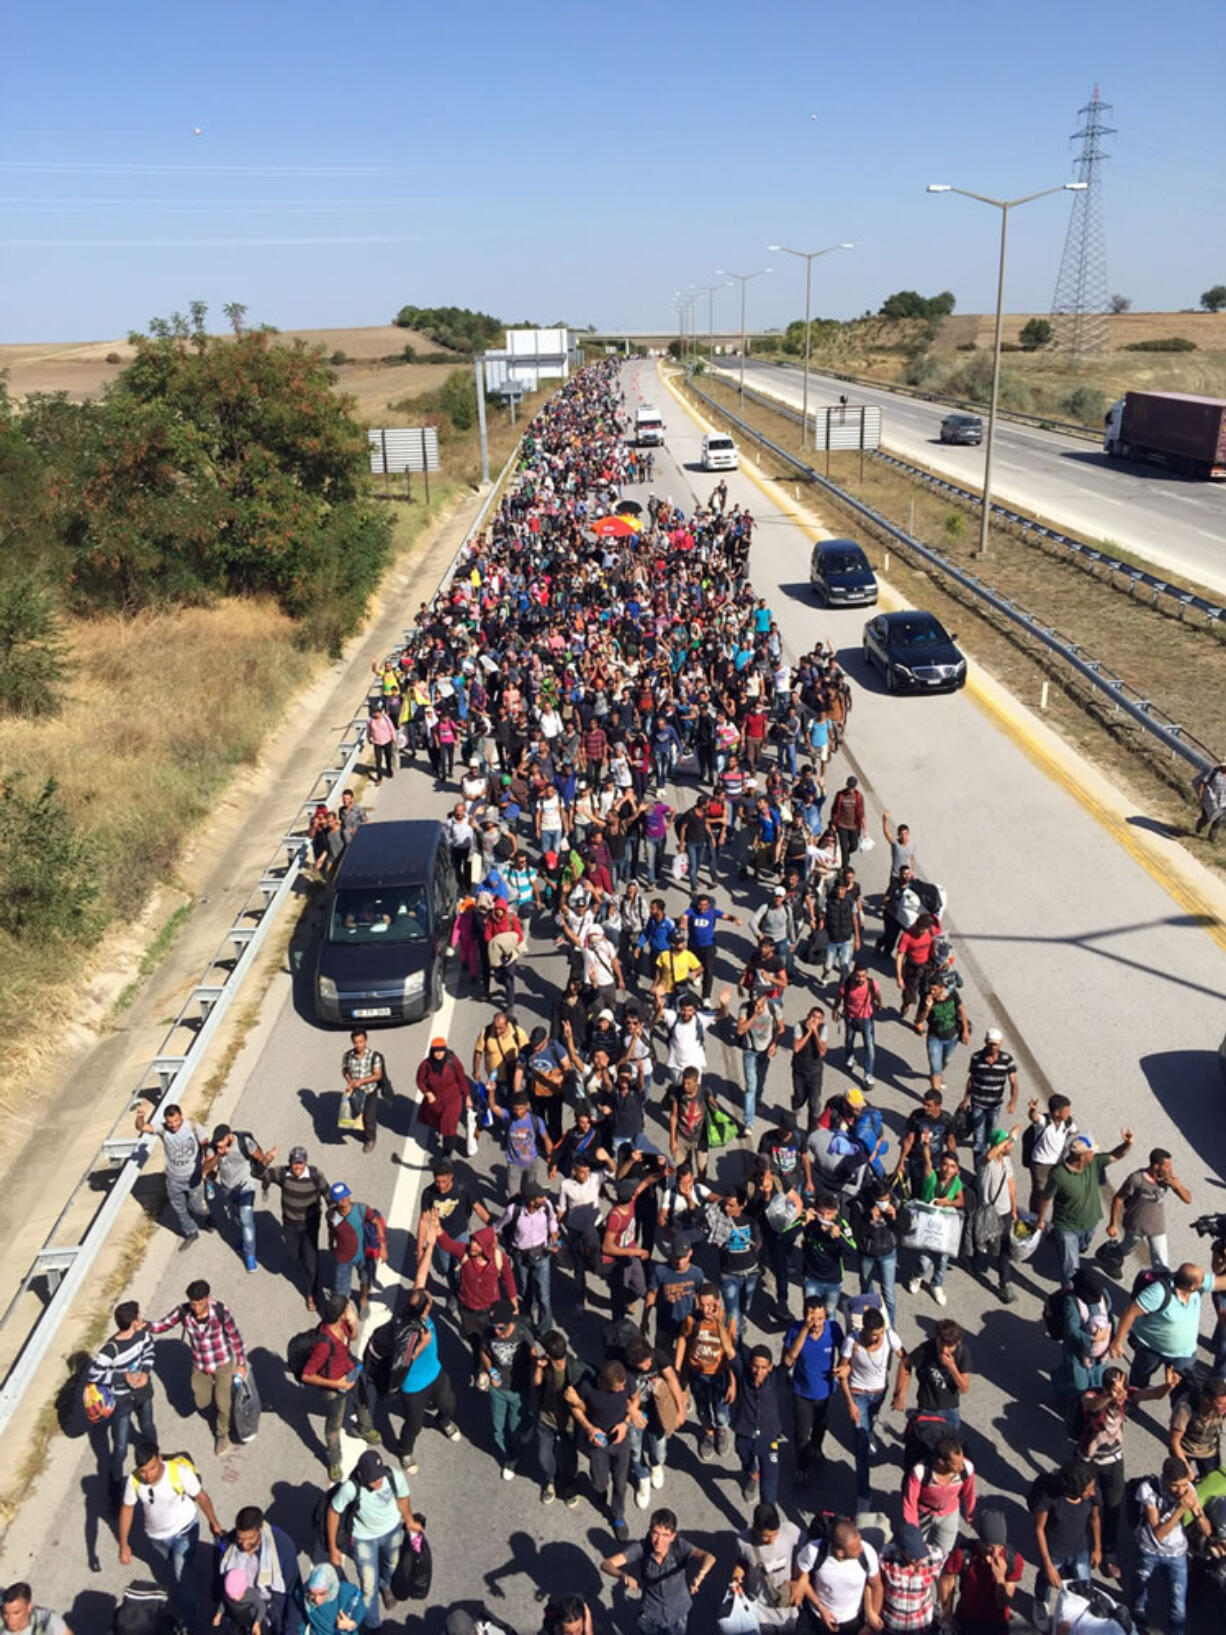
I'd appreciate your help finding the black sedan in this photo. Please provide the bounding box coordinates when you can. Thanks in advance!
[862,610,967,694]
[809,538,878,607]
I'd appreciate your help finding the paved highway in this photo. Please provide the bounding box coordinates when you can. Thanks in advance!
[4,360,1225,1633]
[714,359,1226,596]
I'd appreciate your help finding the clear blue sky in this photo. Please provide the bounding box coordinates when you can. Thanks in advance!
[3,0,1223,342]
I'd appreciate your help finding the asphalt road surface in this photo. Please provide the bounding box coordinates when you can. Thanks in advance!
[5,360,1226,1635]
[713,359,1226,596]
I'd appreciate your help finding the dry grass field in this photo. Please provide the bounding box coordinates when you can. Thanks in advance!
[0,323,460,407]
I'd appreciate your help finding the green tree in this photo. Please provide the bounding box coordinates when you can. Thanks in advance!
[0,773,102,942]
[392,305,504,353]
[1200,285,1226,312]
[1109,294,1132,314]
[879,290,957,320]
[437,368,477,430]
[0,573,68,717]
[1019,317,1053,350]
[222,301,248,335]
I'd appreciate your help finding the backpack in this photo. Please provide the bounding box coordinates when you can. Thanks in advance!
[366,1312,428,1399]
[803,1511,868,1578]
[914,880,943,916]
[1125,1475,1161,1531]
[362,1205,388,1264]
[312,1473,368,1556]
[287,1327,334,1383]
[1130,1266,1173,1318]
[1042,1289,1067,1342]
[1021,1119,1040,1168]
[666,1011,705,1049]
[161,1452,199,1497]
[111,1583,183,1635]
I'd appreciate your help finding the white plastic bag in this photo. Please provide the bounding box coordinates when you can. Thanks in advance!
[464,1103,479,1158]
[858,833,875,853]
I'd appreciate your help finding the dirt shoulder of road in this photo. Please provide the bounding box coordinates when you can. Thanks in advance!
[0,486,490,1487]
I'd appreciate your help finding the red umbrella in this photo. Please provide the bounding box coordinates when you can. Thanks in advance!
[591,514,639,538]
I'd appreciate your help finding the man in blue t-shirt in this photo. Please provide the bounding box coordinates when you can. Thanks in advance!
[783,1296,843,1477]
[645,1241,705,1348]
[683,892,743,1002]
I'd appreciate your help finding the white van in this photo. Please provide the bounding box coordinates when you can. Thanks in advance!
[701,432,738,471]
[635,407,665,446]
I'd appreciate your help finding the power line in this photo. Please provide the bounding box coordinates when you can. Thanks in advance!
[1050,85,1116,354]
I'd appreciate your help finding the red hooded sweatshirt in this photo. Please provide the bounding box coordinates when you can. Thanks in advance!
[436,1223,517,1314]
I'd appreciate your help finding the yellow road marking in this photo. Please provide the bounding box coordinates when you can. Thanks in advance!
[656,362,1226,950]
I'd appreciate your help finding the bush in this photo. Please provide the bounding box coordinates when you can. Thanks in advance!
[1019,318,1052,351]
[879,290,956,319]
[0,773,102,942]
[392,304,504,353]
[1110,294,1132,314]
[0,573,68,717]
[1122,337,1197,353]
[943,512,966,544]
[329,350,348,366]
[1062,386,1107,423]
[105,352,122,365]
[956,341,977,352]
[402,344,418,364]
[437,369,477,431]
[901,353,941,387]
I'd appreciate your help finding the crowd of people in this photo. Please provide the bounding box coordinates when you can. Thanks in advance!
[25,358,1226,1635]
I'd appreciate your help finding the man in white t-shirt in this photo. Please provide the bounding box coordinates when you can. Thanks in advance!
[118,1441,223,1632]
[654,988,731,1083]
[795,1518,882,1634]
[836,1308,904,1514]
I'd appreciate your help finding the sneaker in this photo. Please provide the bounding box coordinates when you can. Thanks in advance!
[380,1587,396,1612]
[650,1464,666,1490]
[328,1462,344,1482]
[358,1428,382,1446]
[501,1462,517,1482]
[634,1478,651,1511]
[698,1435,716,1463]
[438,1419,462,1442]
[715,1427,730,1457]
[475,1371,491,1392]
[541,1483,556,1506]
[867,1436,880,1457]
[740,1475,758,1502]
[214,1436,232,1457]
[904,1276,922,1295]
[401,1456,419,1476]
[864,1075,875,1087]
[1032,1607,1051,1633]
[563,1490,581,1508]
[178,1234,199,1253]
[244,1255,258,1273]
[930,1285,948,1307]
[612,1517,630,1543]
[1000,1284,1016,1304]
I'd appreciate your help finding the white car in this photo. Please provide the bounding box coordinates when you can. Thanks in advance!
[701,433,738,471]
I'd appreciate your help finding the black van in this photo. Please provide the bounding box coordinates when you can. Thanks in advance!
[314,820,455,1026]
[809,538,878,607]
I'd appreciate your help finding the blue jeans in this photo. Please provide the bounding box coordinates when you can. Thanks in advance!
[844,1018,875,1080]
[148,1522,199,1632]
[690,1372,731,1432]
[512,1249,553,1334]
[925,1033,960,1081]
[1055,1227,1094,1287]
[489,1384,523,1464]
[539,826,562,857]
[823,939,854,977]
[351,1524,404,1630]
[736,1430,781,1503]
[721,1271,761,1334]
[432,1229,467,1303]
[643,835,666,880]
[803,1277,843,1316]
[214,1182,256,1263]
[967,1103,1001,1164]
[918,1251,951,1288]
[1132,1547,1188,1635]
[851,1389,885,1507]
[628,1420,668,1483]
[860,1251,897,1326]
[742,1049,770,1129]
[687,841,714,883]
[108,1392,157,1485]
[1035,1552,1092,1614]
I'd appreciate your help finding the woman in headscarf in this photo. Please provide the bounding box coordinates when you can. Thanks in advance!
[1059,1265,1115,1397]
[415,1038,470,1157]
[293,1564,364,1633]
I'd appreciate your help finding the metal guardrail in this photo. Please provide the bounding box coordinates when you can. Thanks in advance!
[684,374,1219,776]
[0,449,524,1438]
[721,372,1226,631]
[758,357,1101,440]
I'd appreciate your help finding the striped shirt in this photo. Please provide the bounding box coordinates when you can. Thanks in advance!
[263,1163,330,1226]
[967,1047,1016,1109]
[88,1330,156,1401]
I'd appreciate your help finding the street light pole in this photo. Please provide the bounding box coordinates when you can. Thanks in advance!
[716,267,772,413]
[768,241,853,446]
[927,182,1085,557]
[692,283,728,366]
